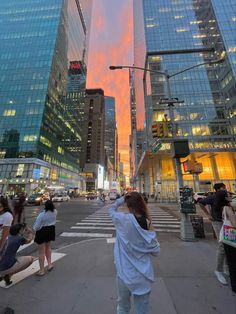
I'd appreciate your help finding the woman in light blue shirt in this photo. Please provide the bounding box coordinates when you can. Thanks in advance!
[33,200,57,276]
[108,192,160,314]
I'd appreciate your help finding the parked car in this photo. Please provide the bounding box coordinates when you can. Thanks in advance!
[52,194,70,202]
[85,192,97,200]
[193,192,208,203]
[27,194,43,206]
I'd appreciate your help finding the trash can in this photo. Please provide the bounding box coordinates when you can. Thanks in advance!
[190,215,205,238]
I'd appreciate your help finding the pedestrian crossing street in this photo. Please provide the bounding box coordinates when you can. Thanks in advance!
[60,207,180,240]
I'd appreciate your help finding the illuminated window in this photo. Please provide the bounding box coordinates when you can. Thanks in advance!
[176,28,188,33]
[23,135,37,141]
[190,20,202,24]
[174,15,184,19]
[146,23,157,28]
[58,146,64,155]
[40,135,51,147]
[0,150,6,158]
[3,109,16,116]
[228,47,236,52]
[193,34,207,38]
[192,126,210,136]
[16,164,24,177]
[232,17,236,22]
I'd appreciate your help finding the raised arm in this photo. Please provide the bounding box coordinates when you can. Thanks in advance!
[108,197,125,223]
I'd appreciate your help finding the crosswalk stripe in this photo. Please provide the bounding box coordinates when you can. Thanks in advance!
[60,232,113,238]
[76,222,179,227]
[76,222,114,226]
[0,252,66,289]
[60,207,181,239]
[17,241,33,252]
[71,226,116,230]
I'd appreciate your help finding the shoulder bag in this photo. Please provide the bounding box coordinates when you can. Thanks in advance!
[219,206,236,248]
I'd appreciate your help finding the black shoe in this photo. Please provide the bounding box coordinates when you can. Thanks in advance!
[4,274,12,286]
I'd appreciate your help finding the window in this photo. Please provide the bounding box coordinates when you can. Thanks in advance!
[16,164,24,177]
[23,135,37,142]
[39,136,51,147]
[3,109,16,116]
[58,146,64,155]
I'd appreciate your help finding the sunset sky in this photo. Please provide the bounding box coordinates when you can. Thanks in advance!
[87,0,134,177]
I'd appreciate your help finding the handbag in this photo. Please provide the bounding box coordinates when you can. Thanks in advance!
[219,206,236,248]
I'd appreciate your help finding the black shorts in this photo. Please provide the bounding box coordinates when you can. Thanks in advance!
[34,225,55,245]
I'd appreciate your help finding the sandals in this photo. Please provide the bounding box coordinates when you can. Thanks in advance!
[35,271,45,277]
[47,265,54,272]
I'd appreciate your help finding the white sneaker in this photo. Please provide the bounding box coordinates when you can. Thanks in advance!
[214,271,228,285]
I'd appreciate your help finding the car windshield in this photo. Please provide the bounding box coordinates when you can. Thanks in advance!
[56,195,63,197]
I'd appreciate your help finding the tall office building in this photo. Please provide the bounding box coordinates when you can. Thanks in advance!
[80,89,105,191]
[81,89,105,167]
[104,96,116,168]
[0,0,92,194]
[129,69,137,133]
[65,60,86,157]
[134,0,236,199]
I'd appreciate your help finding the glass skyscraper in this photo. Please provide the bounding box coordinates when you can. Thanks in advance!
[0,0,92,194]
[104,96,116,168]
[134,0,236,199]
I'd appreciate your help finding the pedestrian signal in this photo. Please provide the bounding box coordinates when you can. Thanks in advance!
[182,160,203,174]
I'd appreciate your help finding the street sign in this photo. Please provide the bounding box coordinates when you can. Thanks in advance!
[150,139,162,154]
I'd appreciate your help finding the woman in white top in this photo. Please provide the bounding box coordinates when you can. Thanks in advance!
[0,197,13,259]
[33,200,57,276]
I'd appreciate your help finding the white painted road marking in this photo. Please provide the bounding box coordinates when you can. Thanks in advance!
[107,238,116,244]
[17,241,33,252]
[71,226,116,230]
[60,232,113,238]
[0,252,66,289]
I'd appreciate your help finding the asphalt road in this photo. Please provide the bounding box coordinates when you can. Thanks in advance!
[21,198,105,255]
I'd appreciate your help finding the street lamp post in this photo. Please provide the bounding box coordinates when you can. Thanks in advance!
[109,55,225,241]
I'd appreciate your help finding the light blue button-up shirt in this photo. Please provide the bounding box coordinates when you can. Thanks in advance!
[108,197,160,295]
[33,209,57,231]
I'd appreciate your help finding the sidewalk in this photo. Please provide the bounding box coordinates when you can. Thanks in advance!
[0,232,235,313]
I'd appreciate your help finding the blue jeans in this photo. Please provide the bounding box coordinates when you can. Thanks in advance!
[116,276,150,314]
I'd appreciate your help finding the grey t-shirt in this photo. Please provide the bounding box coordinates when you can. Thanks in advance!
[0,234,26,271]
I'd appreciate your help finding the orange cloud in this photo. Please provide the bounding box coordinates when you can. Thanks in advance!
[87,0,133,178]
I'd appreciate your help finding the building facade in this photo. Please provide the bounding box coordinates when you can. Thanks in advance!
[134,0,236,200]
[104,96,116,168]
[0,0,91,195]
[80,89,105,191]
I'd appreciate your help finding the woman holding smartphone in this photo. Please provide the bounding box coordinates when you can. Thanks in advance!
[108,192,160,314]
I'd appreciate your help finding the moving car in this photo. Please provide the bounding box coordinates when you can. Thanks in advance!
[52,194,70,202]
[85,192,97,200]
[193,192,208,203]
[27,194,43,206]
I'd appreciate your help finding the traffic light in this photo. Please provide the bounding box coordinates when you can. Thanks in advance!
[182,160,203,174]
[157,122,164,137]
[152,121,158,138]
